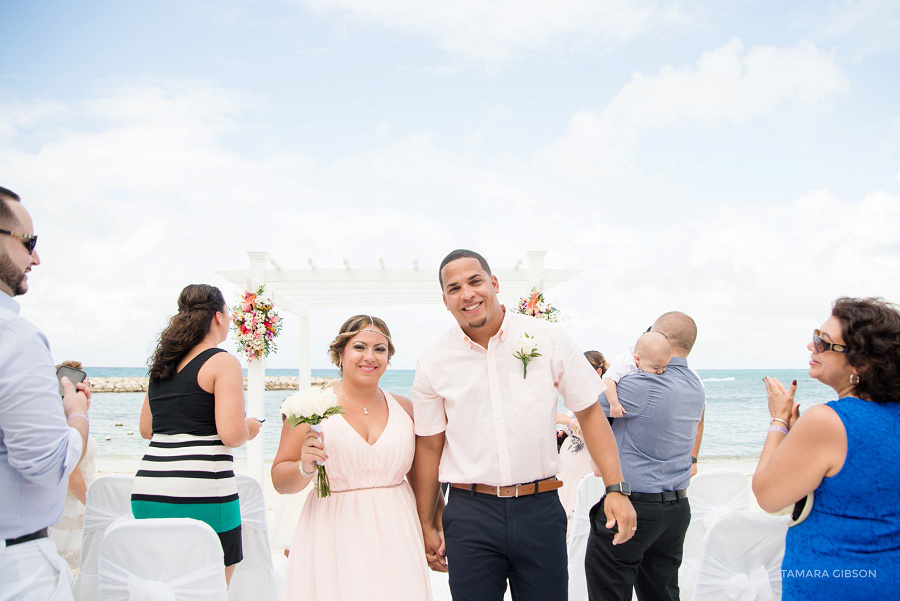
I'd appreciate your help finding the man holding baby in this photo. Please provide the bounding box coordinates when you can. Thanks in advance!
[586,311,705,601]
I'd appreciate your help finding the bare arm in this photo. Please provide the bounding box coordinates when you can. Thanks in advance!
[395,395,445,533]
[271,419,321,494]
[68,465,87,505]
[139,394,152,439]
[690,407,704,476]
[604,378,626,417]
[753,378,845,511]
[208,353,260,447]
[413,432,447,571]
[574,402,636,544]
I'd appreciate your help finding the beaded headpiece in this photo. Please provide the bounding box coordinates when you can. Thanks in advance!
[345,316,391,341]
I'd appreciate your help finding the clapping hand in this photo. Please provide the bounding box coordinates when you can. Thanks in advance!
[764,377,800,427]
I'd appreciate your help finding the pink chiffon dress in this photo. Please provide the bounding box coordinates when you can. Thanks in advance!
[283,391,433,601]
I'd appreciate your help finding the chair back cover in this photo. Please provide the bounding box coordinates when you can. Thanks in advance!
[73,474,135,601]
[693,511,789,601]
[227,474,282,601]
[567,474,604,601]
[680,468,750,599]
[98,517,227,601]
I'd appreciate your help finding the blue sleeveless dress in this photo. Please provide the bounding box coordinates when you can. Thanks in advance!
[781,396,900,599]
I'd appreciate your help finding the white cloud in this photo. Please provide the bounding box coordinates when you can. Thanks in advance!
[801,0,900,57]
[537,38,848,179]
[3,74,896,372]
[293,0,701,65]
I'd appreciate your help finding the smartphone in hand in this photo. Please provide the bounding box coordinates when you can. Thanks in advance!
[56,365,87,397]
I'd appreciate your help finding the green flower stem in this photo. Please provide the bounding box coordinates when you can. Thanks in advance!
[316,465,331,498]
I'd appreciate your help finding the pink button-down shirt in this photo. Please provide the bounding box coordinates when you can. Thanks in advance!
[412,310,604,487]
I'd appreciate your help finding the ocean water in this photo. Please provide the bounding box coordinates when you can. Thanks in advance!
[85,367,835,465]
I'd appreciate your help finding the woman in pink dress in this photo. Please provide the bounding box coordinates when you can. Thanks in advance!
[272,315,437,601]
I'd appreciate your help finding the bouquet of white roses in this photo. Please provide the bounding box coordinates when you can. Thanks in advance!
[513,333,541,379]
[281,387,344,497]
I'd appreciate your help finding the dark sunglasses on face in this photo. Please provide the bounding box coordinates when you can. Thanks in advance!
[0,229,37,254]
[812,329,849,354]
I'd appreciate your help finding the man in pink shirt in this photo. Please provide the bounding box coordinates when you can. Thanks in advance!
[412,249,636,601]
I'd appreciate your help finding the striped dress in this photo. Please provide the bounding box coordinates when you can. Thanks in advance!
[131,348,242,566]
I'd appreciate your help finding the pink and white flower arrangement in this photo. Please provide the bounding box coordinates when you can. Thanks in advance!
[515,288,562,322]
[231,286,283,359]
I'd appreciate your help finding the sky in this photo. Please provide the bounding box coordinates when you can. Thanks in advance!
[1,0,898,371]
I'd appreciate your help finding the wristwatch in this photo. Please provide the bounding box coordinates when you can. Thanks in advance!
[605,482,632,496]
[691,456,698,464]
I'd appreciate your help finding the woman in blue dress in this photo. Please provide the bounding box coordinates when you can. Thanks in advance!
[753,297,900,599]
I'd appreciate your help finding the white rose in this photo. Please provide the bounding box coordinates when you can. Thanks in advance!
[518,333,538,356]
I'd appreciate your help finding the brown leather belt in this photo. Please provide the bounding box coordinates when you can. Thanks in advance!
[450,478,563,498]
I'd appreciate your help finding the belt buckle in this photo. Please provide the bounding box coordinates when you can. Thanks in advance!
[515,483,520,498]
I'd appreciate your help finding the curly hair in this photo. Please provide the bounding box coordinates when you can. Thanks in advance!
[148,284,226,383]
[327,315,395,370]
[832,297,900,403]
[584,350,609,377]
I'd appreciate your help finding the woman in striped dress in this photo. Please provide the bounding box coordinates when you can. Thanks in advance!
[132,284,261,584]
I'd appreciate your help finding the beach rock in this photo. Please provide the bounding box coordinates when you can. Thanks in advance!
[90,376,339,392]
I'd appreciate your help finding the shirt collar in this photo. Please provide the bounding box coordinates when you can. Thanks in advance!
[0,292,20,314]
[668,356,689,368]
[452,305,509,348]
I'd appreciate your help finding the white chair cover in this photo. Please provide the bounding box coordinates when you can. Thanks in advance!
[73,475,135,601]
[98,518,227,601]
[679,468,749,600]
[567,474,604,601]
[227,474,282,601]
[693,511,789,601]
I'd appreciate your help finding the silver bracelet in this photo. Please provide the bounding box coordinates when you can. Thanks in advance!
[67,413,89,425]
[770,417,790,429]
[298,461,317,477]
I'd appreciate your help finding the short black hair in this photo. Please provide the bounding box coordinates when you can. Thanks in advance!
[0,186,21,227]
[438,249,492,288]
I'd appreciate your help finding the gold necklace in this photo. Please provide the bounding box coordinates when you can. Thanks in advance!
[338,385,384,415]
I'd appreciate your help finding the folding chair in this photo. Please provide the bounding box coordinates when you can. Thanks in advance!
[680,468,749,599]
[227,474,282,601]
[693,511,789,601]
[72,474,134,601]
[98,517,227,601]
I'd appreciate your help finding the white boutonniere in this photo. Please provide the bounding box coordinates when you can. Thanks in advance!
[513,333,541,379]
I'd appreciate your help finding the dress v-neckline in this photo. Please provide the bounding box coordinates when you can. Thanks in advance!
[340,389,391,447]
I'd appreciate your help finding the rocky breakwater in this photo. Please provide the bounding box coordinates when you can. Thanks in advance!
[89,376,338,393]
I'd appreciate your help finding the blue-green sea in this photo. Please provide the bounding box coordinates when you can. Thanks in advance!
[85,367,835,464]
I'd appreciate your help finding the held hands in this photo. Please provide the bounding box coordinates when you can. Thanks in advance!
[245,417,262,441]
[300,429,328,476]
[764,377,800,427]
[422,523,447,572]
[604,492,637,545]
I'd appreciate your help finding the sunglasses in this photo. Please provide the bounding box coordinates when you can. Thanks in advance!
[0,229,38,254]
[812,329,849,354]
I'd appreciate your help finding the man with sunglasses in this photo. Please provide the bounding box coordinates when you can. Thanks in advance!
[0,186,91,601]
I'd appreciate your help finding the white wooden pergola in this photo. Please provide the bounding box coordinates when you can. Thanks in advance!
[216,250,579,481]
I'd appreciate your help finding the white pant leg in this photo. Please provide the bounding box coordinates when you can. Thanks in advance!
[0,538,74,601]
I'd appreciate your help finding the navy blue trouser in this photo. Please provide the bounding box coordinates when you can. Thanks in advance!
[585,496,691,601]
[443,487,568,601]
